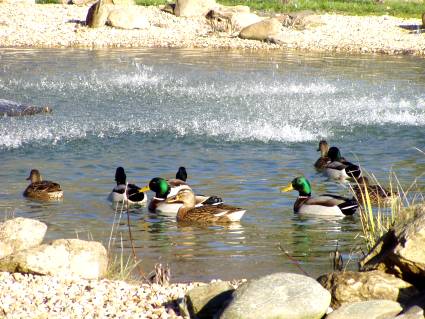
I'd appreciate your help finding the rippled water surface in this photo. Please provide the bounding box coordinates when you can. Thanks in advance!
[0,48,424,282]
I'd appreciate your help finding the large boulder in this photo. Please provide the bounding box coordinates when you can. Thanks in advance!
[86,0,113,28]
[220,272,330,319]
[317,270,419,308]
[174,0,219,17]
[231,13,264,31]
[185,281,235,318]
[360,204,425,288]
[238,18,281,41]
[0,217,47,259]
[0,239,108,280]
[326,300,402,319]
[107,7,150,29]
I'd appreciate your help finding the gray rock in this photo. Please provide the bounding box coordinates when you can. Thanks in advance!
[317,270,419,308]
[174,0,218,17]
[0,217,47,259]
[186,281,234,318]
[231,13,263,31]
[238,18,281,41]
[326,300,402,319]
[360,204,425,288]
[107,7,149,29]
[0,239,107,280]
[0,99,51,117]
[221,272,331,319]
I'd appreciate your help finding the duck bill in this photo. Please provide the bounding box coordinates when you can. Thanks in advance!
[139,185,150,193]
[280,183,294,192]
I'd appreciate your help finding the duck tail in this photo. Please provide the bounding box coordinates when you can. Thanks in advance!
[338,198,358,216]
[127,186,146,202]
[345,163,362,179]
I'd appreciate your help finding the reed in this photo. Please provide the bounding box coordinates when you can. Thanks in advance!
[351,170,424,252]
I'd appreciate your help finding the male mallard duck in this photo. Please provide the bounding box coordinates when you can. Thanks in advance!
[351,176,397,205]
[108,167,147,206]
[325,147,362,180]
[140,176,222,214]
[281,176,358,216]
[23,169,63,200]
[167,188,246,223]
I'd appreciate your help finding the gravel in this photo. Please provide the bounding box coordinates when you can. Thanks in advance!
[0,271,201,318]
[0,3,424,55]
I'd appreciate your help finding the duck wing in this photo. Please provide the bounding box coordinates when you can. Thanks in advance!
[184,205,244,223]
[307,194,358,216]
[325,161,347,171]
[31,181,62,193]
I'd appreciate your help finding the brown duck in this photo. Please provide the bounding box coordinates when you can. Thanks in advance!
[23,169,63,200]
[351,176,396,205]
[166,188,246,223]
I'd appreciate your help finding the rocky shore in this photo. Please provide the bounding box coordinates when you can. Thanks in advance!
[0,2,425,55]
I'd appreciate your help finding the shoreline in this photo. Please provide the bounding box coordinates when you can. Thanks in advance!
[0,3,425,56]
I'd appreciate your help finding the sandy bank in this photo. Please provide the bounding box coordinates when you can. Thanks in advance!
[0,3,424,55]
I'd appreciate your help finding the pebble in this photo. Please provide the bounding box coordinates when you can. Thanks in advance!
[0,3,424,55]
[0,271,203,318]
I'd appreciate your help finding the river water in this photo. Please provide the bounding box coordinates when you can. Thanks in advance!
[0,48,424,282]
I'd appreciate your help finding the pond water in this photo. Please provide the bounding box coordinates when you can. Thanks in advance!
[0,48,424,282]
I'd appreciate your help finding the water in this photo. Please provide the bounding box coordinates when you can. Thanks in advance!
[0,48,424,282]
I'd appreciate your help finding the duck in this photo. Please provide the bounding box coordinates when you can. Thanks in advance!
[314,140,346,170]
[166,188,246,223]
[281,176,358,216]
[324,146,362,180]
[23,169,63,200]
[140,176,223,214]
[314,140,331,170]
[351,176,397,205]
[108,167,147,206]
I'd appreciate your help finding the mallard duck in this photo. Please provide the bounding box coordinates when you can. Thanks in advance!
[167,188,246,223]
[325,146,362,180]
[108,167,147,206]
[140,176,222,214]
[314,140,330,170]
[23,169,63,200]
[351,176,397,205]
[281,176,358,216]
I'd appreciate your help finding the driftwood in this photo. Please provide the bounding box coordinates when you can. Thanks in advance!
[0,99,51,117]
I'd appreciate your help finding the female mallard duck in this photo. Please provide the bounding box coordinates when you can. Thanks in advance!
[351,176,397,205]
[23,169,63,200]
[325,147,362,180]
[314,140,331,170]
[281,176,358,216]
[108,167,147,206]
[140,176,222,214]
[167,188,246,223]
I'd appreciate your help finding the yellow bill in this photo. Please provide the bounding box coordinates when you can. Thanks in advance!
[139,185,150,193]
[280,183,294,192]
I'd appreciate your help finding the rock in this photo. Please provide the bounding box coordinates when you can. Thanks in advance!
[326,300,403,319]
[360,204,425,288]
[231,13,263,31]
[317,270,419,308]
[0,217,47,259]
[185,281,234,318]
[107,7,149,29]
[112,0,135,4]
[174,0,219,17]
[71,0,97,5]
[221,272,330,319]
[238,18,281,41]
[160,3,175,15]
[86,0,113,28]
[0,99,52,117]
[395,306,424,319]
[0,239,108,280]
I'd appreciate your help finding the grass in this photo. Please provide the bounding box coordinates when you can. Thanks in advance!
[351,170,424,252]
[34,0,425,18]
